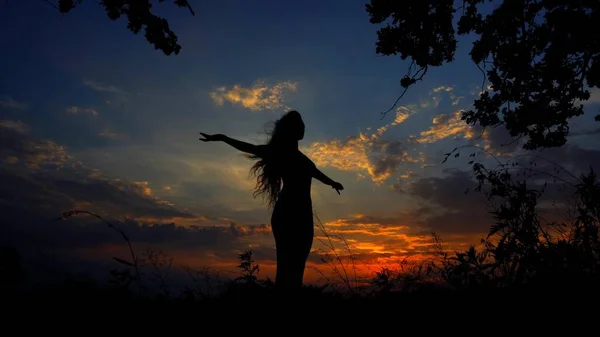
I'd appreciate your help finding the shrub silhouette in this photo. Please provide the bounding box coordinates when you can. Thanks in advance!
[395,148,600,296]
[233,250,261,285]
[0,246,24,294]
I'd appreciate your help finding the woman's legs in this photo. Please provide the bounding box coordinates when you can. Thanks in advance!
[272,210,314,289]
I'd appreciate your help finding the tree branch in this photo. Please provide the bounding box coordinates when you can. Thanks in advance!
[380,65,428,120]
[41,0,59,11]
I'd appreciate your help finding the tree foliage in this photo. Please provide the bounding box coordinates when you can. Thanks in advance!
[366,0,600,150]
[50,0,195,55]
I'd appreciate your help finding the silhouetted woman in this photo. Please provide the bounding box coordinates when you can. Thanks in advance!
[199,110,343,289]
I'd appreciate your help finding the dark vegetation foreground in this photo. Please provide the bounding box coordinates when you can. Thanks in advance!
[4,274,598,331]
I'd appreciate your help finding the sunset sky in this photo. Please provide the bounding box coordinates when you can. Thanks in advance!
[1,0,599,288]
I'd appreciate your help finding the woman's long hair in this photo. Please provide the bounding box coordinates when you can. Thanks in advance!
[248,111,302,208]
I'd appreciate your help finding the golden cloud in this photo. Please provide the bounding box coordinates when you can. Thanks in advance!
[423,85,466,109]
[414,110,511,157]
[309,214,443,272]
[307,133,376,178]
[210,80,297,112]
[25,140,71,170]
[416,111,475,144]
[306,105,422,184]
[132,181,152,196]
[305,213,491,280]
[432,85,453,93]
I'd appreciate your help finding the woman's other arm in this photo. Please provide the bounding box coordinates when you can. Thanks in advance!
[312,165,344,194]
[199,133,264,157]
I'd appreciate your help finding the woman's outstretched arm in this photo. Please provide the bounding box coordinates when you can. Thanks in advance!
[313,166,344,194]
[199,133,264,156]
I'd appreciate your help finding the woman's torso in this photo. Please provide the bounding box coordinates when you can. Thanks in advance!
[275,149,314,207]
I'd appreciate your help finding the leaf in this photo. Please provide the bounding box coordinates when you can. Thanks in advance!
[113,257,135,267]
[59,0,77,13]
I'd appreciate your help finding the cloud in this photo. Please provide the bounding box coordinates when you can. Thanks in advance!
[451,96,464,106]
[477,125,523,155]
[98,129,124,140]
[305,84,504,186]
[0,95,28,110]
[307,105,422,184]
[23,218,272,252]
[404,136,600,236]
[430,85,464,106]
[432,86,453,93]
[83,79,129,95]
[321,217,432,257]
[0,123,278,282]
[210,80,297,112]
[406,169,492,235]
[415,111,476,144]
[0,121,70,170]
[0,120,30,134]
[0,120,193,220]
[409,109,520,157]
[309,213,484,271]
[66,106,99,116]
[307,131,420,184]
[306,86,495,186]
[305,84,528,190]
[132,181,152,196]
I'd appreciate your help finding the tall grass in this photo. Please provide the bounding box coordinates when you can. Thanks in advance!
[310,210,359,293]
[51,208,360,298]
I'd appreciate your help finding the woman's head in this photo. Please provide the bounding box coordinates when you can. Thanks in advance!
[248,110,305,207]
[270,110,305,144]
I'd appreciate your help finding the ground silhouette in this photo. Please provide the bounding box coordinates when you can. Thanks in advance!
[199,110,344,291]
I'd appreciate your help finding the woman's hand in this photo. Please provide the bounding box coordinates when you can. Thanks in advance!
[332,181,344,195]
[199,132,225,142]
